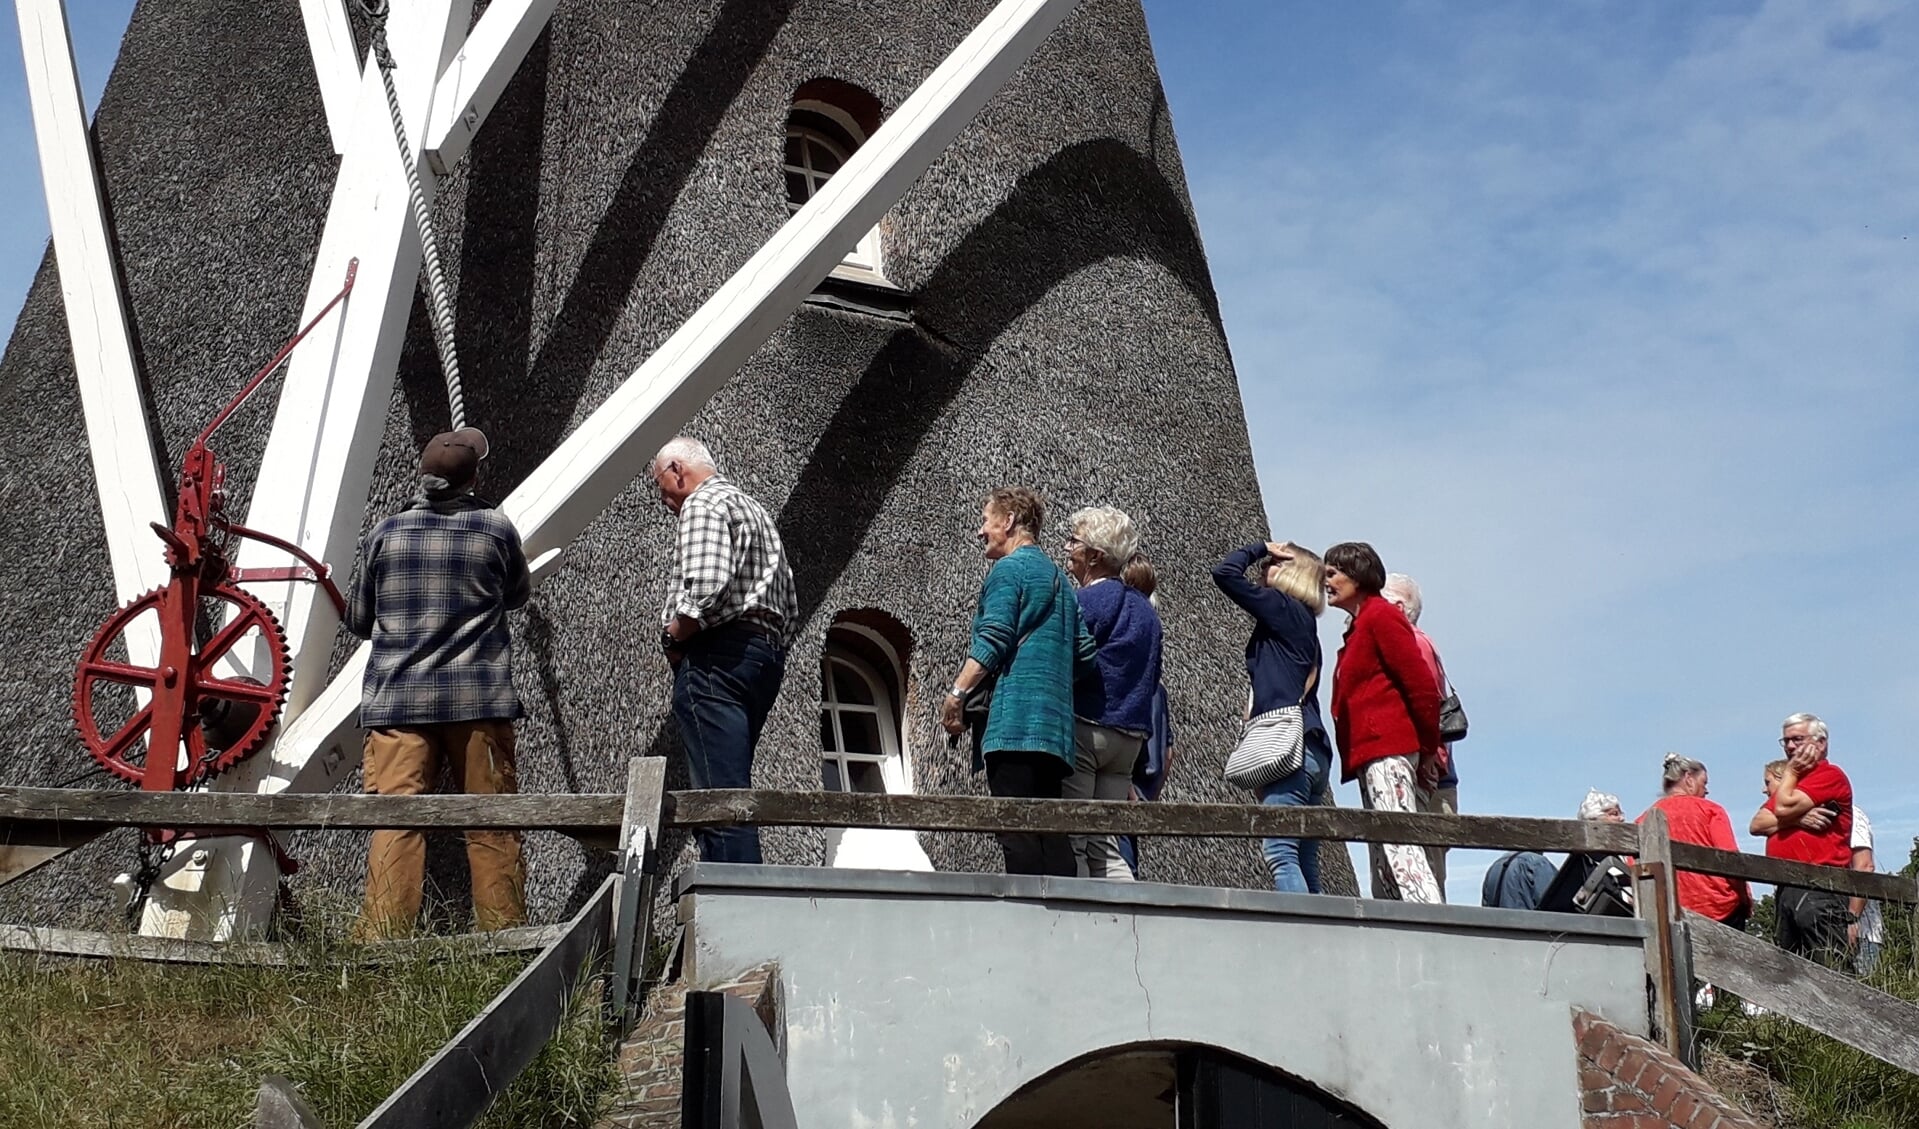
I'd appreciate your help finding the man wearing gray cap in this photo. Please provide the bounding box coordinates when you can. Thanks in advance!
[346,428,532,937]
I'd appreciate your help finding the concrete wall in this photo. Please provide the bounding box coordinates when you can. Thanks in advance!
[679,866,1651,1129]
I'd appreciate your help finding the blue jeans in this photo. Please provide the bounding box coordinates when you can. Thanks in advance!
[1258,738,1332,894]
[671,624,787,863]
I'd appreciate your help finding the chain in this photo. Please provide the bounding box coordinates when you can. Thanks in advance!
[354,0,467,431]
[124,839,175,928]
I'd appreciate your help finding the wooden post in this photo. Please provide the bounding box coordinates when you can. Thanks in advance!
[609,758,666,1031]
[1634,808,1692,1062]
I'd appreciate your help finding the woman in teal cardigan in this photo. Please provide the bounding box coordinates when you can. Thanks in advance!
[941,487,1096,875]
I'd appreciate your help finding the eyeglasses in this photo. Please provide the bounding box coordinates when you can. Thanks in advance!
[1779,734,1824,748]
[1064,536,1084,550]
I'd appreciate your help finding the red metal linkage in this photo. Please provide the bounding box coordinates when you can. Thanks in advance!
[196,259,359,447]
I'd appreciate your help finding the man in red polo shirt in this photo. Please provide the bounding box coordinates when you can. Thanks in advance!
[1750,712,1854,967]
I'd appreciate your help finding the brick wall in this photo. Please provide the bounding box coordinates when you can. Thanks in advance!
[1574,1010,1763,1129]
[595,964,781,1129]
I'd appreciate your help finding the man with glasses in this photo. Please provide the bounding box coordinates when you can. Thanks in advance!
[650,436,797,864]
[1750,712,1854,967]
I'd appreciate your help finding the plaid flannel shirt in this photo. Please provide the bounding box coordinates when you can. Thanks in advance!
[346,494,531,727]
[663,475,797,645]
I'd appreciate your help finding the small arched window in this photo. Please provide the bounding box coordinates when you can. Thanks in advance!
[783,80,890,286]
[820,617,931,871]
[820,651,896,794]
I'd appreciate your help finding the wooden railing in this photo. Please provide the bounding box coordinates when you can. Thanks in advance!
[4,783,1910,904]
[3,767,1917,1121]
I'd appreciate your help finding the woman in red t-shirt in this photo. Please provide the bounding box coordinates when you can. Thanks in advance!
[1638,754,1752,930]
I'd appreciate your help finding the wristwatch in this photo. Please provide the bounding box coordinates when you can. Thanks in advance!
[946,684,966,701]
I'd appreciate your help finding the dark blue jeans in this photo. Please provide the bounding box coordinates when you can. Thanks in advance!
[671,624,787,863]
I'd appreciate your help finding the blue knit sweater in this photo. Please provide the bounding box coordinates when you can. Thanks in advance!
[1072,579,1163,734]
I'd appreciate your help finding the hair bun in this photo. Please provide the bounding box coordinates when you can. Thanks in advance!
[1662,752,1683,769]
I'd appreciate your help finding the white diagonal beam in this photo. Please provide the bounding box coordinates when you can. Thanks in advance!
[513,0,1079,555]
[298,0,362,153]
[423,0,560,174]
[252,0,1085,808]
[16,0,169,642]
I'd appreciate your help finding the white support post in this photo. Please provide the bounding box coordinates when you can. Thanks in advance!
[15,0,170,639]
[298,0,362,153]
[423,0,561,174]
[234,0,1085,822]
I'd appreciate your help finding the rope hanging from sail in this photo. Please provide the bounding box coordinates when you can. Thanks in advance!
[356,0,467,430]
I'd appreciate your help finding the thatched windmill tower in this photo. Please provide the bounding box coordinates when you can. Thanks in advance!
[0,0,1355,933]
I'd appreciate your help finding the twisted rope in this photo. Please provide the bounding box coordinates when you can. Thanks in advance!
[358,0,466,430]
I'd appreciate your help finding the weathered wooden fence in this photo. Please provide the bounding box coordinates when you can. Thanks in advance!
[4,763,1916,1124]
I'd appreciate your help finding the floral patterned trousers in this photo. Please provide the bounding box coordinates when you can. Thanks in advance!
[1360,754,1444,904]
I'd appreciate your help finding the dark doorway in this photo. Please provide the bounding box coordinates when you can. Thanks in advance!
[1177,1048,1384,1129]
[972,1043,1380,1129]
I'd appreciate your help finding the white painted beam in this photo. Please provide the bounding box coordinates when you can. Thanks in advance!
[423,0,559,174]
[298,0,362,153]
[509,0,1080,558]
[251,0,1085,807]
[15,0,170,642]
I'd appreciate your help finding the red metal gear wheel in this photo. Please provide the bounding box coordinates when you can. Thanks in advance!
[72,582,290,786]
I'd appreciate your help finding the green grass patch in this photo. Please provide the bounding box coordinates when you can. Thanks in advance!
[0,924,615,1128]
[1697,845,1919,1129]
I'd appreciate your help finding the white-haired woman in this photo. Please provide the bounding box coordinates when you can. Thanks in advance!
[1063,506,1163,879]
[1579,789,1624,823]
[1639,755,1750,930]
[1212,540,1331,893]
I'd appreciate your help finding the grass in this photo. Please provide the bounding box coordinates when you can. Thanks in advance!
[1695,845,1919,1129]
[0,913,617,1129]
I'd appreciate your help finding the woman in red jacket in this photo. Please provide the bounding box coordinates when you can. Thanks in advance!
[1638,754,1751,930]
[1325,542,1444,903]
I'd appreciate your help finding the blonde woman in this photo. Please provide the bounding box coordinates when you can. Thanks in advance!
[1212,539,1329,893]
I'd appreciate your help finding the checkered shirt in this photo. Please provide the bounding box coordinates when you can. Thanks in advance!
[345,495,531,727]
[662,475,797,645]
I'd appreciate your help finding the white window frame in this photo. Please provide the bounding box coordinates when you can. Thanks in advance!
[820,651,902,795]
[820,625,931,871]
[785,99,891,287]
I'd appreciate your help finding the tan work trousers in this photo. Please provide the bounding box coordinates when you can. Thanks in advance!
[358,720,525,937]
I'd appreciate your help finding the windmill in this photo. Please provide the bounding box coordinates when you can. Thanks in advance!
[4,0,1347,937]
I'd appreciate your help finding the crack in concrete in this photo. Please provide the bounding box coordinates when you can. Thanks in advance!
[1130,912,1154,1036]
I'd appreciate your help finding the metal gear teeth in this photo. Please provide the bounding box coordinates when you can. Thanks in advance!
[71,584,294,788]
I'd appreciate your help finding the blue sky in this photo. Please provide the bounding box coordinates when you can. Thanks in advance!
[3,1,1914,901]
[1140,0,1919,896]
